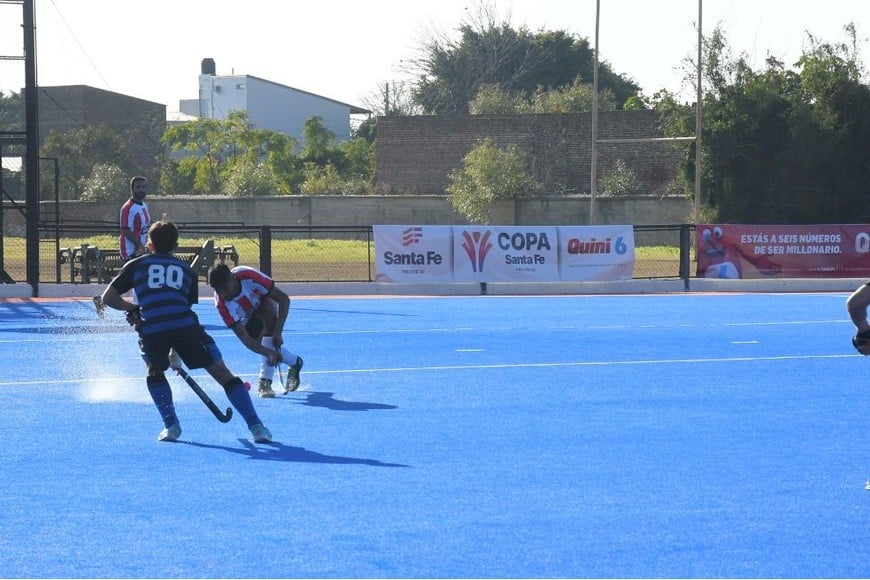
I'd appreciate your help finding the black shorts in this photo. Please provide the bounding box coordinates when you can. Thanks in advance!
[139,325,222,371]
[244,315,264,339]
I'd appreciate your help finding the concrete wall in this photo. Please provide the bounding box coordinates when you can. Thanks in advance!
[14,194,690,233]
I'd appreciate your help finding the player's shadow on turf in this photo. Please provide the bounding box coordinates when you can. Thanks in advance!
[288,391,398,412]
[182,439,409,468]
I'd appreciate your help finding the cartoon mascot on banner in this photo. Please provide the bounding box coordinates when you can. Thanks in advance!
[700,226,781,279]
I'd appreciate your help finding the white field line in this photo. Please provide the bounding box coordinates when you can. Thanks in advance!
[0,353,856,387]
[0,318,851,343]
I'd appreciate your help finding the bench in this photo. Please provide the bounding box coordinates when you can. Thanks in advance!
[60,240,223,283]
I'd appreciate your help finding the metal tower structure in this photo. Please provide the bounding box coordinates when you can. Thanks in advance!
[0,0,39,292]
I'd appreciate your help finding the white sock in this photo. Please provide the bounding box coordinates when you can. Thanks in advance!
[281,348,299,366]
[260,336,276,381]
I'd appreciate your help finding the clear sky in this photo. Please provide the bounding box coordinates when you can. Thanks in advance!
[0,0,867,112]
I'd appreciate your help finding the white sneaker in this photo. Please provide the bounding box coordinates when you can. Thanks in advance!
[250,423,272,443]
[158,423,181,442]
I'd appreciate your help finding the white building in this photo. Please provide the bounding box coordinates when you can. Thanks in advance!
[178,58,370,145]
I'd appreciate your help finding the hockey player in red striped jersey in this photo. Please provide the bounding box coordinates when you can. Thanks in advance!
[208,264,304,397]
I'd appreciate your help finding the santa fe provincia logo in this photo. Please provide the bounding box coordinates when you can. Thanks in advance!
[461,230,492,272]
[402,227,423,246]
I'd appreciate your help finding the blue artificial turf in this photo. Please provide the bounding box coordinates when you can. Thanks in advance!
[0,292,867,578]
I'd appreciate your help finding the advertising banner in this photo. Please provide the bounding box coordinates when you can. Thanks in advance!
[558,225,634,281]
[697,224,870,278]
[375,225,636,283]
[373,225,454,282]
[452,226,560,282]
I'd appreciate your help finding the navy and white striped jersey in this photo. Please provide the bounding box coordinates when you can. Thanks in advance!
[110,252,200,336]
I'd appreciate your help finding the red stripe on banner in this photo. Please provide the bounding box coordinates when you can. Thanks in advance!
[696,224,870,278]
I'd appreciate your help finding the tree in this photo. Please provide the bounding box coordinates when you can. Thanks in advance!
[222,158,282,197]
[361,80,424,117]
[446,138,539,224]
[162,110,298,195]
[80,163,129,202]
[528,77,617,113]
[661,23,870,224]
[300,116,337,166]
[410,2,640,114]
[469,79,618,115]
[0,90,23,131]
[301,116,375,189]
[599,159,640,197]
[300,162,345,195]
[39,124,135,200]
[469,84,527,114]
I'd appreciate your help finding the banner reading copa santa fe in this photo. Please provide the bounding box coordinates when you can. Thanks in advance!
[452,226,560,282]
[697,224,870,279]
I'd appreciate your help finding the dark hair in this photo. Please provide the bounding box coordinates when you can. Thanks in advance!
[208,263,232,289]
[147,221,179,253]
[130,175,147,191]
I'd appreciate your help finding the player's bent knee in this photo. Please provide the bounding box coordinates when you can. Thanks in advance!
[146,373,168,386]
[221,376,245,394]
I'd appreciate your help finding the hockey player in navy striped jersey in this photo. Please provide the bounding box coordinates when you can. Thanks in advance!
[100,220,274,443]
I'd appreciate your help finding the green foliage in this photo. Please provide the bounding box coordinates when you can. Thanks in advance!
[469,84,526,114]
[339,138,375,183]
[300,162,346,195]
[528,78,617,113]
[161,112,375,196]
[659,23,870,224]
[222,158,282,197]
[301,116,336,165]
[353,117,377,144]
[80,163,129,202]
[469,79,617,114]
[446,138,539,224]
[39,125,135,200]
[158,159,195,195]
[410,4,640,114]
[623,95,649,111]
[599,159,639,197]
[162,110,297,194]
[0,90,23,131]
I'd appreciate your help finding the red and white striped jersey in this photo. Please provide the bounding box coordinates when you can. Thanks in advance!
[214,266,275,327]
[119,198,151,260]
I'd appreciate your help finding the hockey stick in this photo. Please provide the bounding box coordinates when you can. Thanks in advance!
[93,295,105,318]
[174,367,233,423]
[276,362,287,395]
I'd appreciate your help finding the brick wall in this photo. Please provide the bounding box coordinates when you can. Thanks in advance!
[36,85,166,178]
[374,111,686,196]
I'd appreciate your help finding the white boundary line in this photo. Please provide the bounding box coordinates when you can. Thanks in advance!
[4,277,866,299]
[0,353,856,387]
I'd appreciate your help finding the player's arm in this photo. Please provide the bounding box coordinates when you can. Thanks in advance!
[120,226,143,255]
[846,283,870,354]
[265,285,291,348]
[100,265,137,314]
[846,283,870,332]
[230,321,281,365]
[100,285,136,313]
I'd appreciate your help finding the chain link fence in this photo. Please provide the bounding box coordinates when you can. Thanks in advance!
[0,222,691,285]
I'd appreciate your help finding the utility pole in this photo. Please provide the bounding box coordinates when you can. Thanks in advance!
[590,0,702,226]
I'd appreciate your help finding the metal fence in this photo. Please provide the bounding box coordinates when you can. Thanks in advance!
[0,222,692,285]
